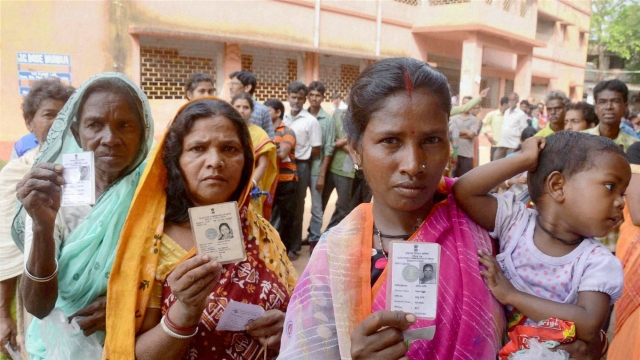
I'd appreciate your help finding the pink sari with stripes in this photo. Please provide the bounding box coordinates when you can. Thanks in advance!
[279,178,505,359]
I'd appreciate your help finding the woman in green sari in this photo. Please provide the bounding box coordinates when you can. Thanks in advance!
[12,73,154,359]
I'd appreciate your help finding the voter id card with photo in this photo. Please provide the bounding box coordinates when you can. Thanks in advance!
[61,151,95,206]
[188,201,246,264]
[386,241,441,319]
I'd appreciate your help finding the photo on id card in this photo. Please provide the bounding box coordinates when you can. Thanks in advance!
[386,241,440,319]
[188,201,246,264]
[61,151,95,206]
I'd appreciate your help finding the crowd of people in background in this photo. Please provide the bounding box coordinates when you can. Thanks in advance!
[1,57,640,360]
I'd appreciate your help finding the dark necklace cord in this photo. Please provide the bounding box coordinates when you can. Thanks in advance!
[373,225,412,240]
[536,216,584,246]
[373,225,413,260]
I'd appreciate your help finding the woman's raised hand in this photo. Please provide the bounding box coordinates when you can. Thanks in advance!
[16,163,65,228]
[350,310,416,360]
[166,255,222,326]
[245,309,285,350]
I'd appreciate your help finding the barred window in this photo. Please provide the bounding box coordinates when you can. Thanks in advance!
[395,0,420,5]
[318,55,363,100]
[140,47,216,100]
[240,46,300,102]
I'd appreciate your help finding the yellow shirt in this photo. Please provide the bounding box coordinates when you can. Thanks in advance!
[481,109,504,144]
[535,124,555,137]
[582,125,639,151]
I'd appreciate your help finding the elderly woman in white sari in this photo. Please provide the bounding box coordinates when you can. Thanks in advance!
[0,78,74,359]
[12,73,153,359]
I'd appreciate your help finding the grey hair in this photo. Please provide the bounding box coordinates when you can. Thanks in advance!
[545,90,570,106]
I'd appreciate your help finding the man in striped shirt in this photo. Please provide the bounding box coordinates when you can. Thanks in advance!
[265,99,299,258]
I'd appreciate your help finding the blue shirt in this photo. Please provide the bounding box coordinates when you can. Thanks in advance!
[250,100,275,139]
[621,121,638,139]
[11,133,38,160]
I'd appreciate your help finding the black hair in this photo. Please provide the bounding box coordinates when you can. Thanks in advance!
[287,81,308,95]
[628,142,640,165]
[520,126,537,142]
[423,264,433,270]
[331,92,342,100]
[308,81,327,95]
[219,223,231,231]
[264,99,285,120]
[229,70,257,95]
[22,78,75,122]
[528,132,627,203]
[500,97,509,106]
[231,92,254,112]
[344,57,451,146]
[594,79,628,103]
[513,126,538,152]
[520,100,530,106]
[163,99,254,222]
[566,102,599,127]
[184,73,214,97]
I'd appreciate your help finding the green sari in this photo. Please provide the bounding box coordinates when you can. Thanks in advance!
[11,73,154,359]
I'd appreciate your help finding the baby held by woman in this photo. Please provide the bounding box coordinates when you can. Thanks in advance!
[454,132,630,355]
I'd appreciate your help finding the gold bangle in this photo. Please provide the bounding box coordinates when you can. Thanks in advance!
[24,259,58,283]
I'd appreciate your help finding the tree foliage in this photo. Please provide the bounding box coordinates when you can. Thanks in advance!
[604,2,640,59]
[590,0,640,81]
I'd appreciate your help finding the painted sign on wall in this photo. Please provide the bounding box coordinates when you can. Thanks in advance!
[17,53,72,95]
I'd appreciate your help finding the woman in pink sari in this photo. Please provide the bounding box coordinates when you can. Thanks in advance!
[281,58,605,360]
[279,58,505,359]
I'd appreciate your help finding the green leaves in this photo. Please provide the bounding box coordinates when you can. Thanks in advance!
[603,2,640,59]
[591,0,640,59]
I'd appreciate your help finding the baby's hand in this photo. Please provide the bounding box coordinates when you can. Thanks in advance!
[478,251,516,305]
[520,136,545,171]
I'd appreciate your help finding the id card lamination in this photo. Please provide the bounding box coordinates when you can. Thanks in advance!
[386,241,440,319]
[188,202,246,264]
[61,152,95,206]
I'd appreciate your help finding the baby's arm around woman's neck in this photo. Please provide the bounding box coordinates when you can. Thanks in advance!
[452,138,544,232]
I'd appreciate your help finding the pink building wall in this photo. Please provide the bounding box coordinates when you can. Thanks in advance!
[0,0,590,160]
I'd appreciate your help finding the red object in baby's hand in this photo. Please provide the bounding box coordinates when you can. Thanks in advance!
[499,318,576,360]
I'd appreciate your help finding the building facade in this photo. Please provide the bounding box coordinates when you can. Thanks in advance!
[0,0,590,160]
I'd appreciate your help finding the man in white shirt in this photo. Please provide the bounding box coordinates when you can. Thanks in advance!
[494,92,529,160]
[283,81,322,260]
